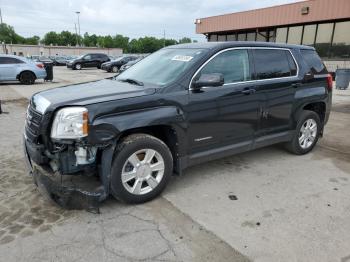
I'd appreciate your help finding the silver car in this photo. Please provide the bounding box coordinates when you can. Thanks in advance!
[0,54,47,84]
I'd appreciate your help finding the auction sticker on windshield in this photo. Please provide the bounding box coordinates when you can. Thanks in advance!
[171,55,193,62]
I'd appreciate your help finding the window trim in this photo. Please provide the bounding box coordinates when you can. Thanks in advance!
[189,47,299,90]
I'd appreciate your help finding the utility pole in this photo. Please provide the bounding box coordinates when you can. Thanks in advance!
[75,11,81,46]
[74,23,78,46]
[0,8,3,24]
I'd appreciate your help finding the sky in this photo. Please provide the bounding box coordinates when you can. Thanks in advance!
[0,0,302,41]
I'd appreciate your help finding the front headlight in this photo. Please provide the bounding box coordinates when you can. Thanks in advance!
[51,107,88,140]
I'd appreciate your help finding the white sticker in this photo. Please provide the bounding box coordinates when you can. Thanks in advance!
[171,55,193,62]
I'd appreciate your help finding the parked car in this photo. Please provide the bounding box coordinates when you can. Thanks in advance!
[24,42,332,210]
[66,53,110,70]
[50,56,68,66]
[0,54,46,84]
[101,56,138,73]
[33,56,53,64]
[118,58,143,73]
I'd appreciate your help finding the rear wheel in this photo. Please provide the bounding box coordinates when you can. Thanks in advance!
[111,134,173,204]
[286,110,321,155]
[19,71,35,85]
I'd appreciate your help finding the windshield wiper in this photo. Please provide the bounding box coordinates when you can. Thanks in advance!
[118,78,144,86]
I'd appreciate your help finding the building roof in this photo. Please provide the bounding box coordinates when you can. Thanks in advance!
[196,0,350,34]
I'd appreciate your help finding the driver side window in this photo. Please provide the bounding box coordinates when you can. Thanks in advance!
[84,55,91,60]
[199,49,251,84]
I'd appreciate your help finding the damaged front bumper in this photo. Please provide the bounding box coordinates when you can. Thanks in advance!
[23,136,114,212]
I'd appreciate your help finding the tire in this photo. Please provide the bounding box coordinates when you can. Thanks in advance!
[111,66,118,73]
[97,64,101,69]
[19,71,36,85]
[111,134,173,204]
[285,110,321,155]
[74,63,82,70]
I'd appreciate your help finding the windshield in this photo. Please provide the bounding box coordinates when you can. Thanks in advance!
[116,48,206,86]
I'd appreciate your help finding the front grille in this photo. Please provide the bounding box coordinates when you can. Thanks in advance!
[25,105,43,143]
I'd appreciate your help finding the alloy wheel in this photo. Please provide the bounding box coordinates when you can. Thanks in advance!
[112,66,118,73]
[121,149,165,195]
[299,119,317,149]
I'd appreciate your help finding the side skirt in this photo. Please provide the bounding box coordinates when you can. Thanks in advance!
[178,131,294,173]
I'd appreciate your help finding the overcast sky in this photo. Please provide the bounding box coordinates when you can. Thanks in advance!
[1,0,301,41]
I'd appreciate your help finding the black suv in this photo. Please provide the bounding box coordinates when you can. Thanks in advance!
[101,56,139,73]
[67,53,110,70]
[24,42,332,210]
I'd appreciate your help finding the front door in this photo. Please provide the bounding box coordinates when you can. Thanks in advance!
[82,55,94,67]
[187,49,262,155]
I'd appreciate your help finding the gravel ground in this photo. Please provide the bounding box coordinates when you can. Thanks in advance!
[0,67,349,262]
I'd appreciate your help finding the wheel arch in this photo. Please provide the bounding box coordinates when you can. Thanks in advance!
[302,101,326,124]
[116,125,181,175]
[294,101,327,136]
[17,70,37,80]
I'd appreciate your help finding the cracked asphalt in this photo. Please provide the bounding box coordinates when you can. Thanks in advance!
[0,67,350,262]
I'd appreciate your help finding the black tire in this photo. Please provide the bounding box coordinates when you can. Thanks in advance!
[111,134,173,204]
[111,66,118,73]
[97,64,101,69]
[285,110,321,155]
[19,71,36,85]
[74,63,82,70]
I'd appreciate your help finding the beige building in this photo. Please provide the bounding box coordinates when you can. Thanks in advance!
[1,44,123,57]
[195,0,350,70]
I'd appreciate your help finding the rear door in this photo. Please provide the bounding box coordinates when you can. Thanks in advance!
[251,48,300,135]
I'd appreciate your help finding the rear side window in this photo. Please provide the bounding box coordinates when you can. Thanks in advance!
[98,54,108,59]
[0,57,24,64]
[300,49,327,74]
[253,49,297,80]
[199,49,251,84]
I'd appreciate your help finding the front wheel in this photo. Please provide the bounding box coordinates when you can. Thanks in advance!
[74,63,82,70]
[111,66,118,73]
[286,110,321,155]
[111,134,173,204]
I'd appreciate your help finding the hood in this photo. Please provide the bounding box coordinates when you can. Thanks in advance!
[31,79,156,114]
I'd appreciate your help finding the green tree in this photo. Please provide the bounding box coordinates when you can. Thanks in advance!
[60,30,77,46]
[42,31,60,45]
[164,39,177,47]
[113,34,129,50]
[0,23,24,44]
[24,36,40,45]
[178,37,192,44]
[137,37,163,53]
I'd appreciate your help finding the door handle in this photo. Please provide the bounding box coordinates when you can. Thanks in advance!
[291,83,302,88]
[241,88,256,95]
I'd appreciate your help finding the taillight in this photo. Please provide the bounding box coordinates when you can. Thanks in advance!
[327,74,333,91]
[36,63,44,69]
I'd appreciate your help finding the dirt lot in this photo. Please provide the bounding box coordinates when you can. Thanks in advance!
[0,67,349,262]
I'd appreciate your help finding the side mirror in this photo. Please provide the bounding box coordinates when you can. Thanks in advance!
[193,73,224,89]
